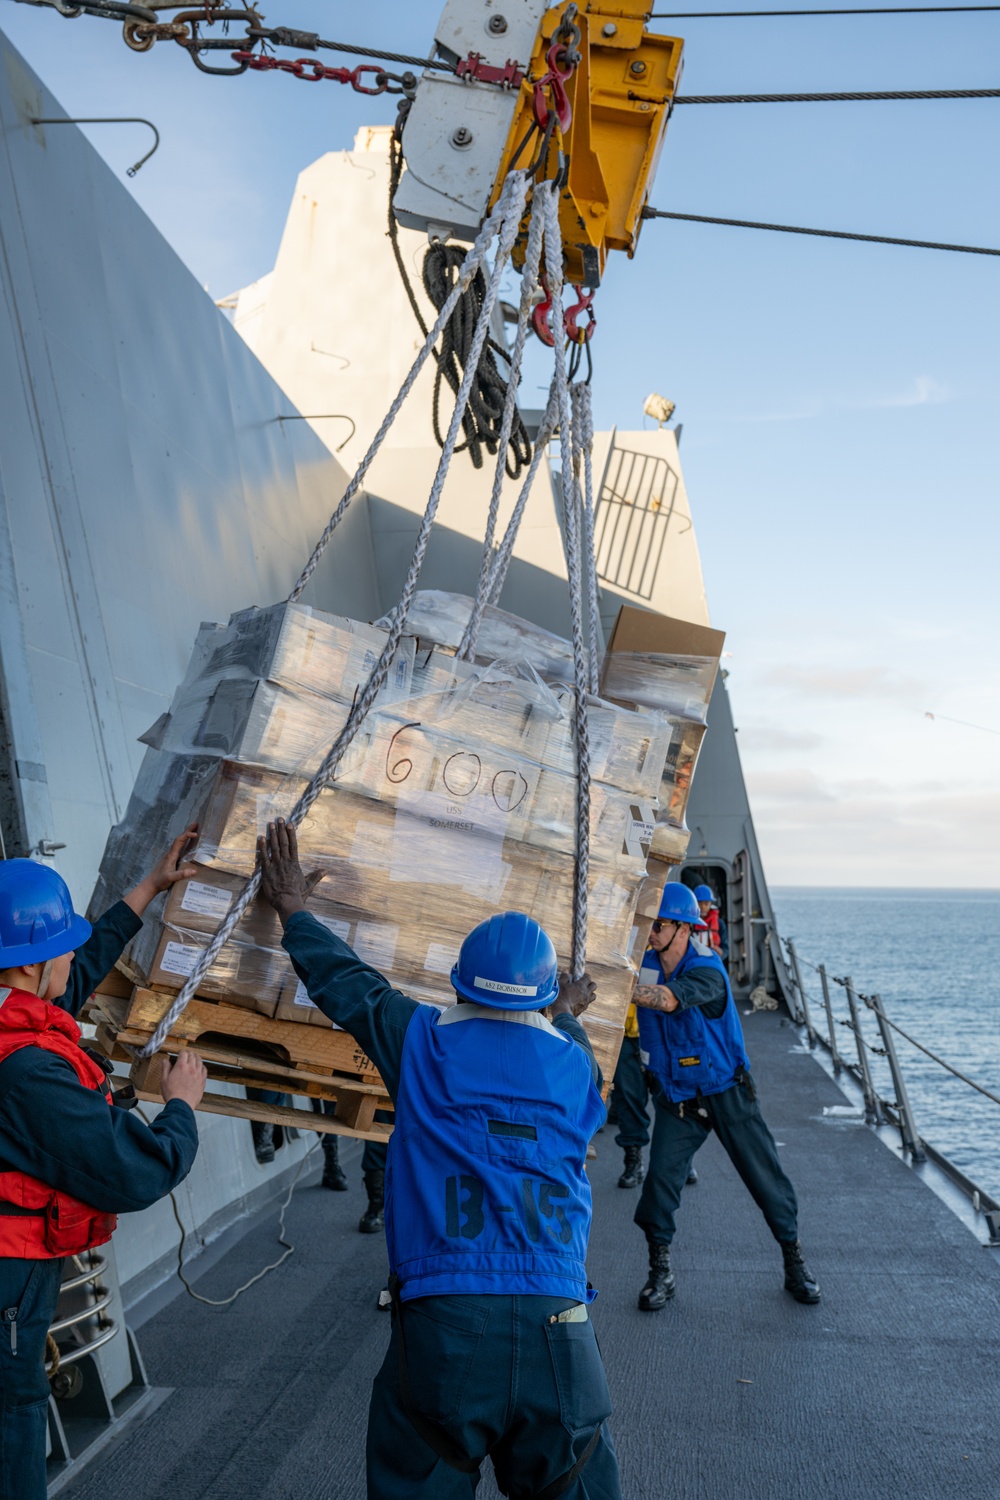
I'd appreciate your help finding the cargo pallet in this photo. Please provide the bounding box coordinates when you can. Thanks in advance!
[86,986,393,1142]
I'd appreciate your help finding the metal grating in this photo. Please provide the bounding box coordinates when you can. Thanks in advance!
[593,445,687,599]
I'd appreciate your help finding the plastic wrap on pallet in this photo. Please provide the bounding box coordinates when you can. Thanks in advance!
[658,719,706,830]
[174,603,416,707]
[132,858,638,1036]
[121,707,657,873]
[87,748,223,920]
[146,645,673,813]
[391,591,575,680]
[129,918,292,1015]
[175,763,645,969]
[581,1017,627,1086]
[600,651,716,724]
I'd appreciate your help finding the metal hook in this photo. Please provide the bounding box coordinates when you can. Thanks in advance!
[30,116,160,175]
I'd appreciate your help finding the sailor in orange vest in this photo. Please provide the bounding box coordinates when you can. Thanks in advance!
[0,837,206,1500]
[693,883,727,961]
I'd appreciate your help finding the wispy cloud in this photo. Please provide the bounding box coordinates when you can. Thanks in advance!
[722,374,952,425]
[750,784,1000,885]
[737,725,824,753]
[764,665,922,703]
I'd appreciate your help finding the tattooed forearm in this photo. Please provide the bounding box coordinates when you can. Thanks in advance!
[633,984,679,1014]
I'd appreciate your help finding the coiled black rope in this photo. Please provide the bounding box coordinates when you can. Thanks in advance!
[387,125,531,478]
[421,245,532,476]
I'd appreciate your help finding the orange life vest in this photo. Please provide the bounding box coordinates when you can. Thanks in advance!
[0,987,117,1258]
[704,908,722,953]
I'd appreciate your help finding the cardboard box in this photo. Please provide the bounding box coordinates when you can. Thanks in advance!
[130,921,289,1015]
[602,606,725,722]
[193,765,646,968]
[275,977,335,1028]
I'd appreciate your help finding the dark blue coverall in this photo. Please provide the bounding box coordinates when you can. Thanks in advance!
[611,1036,649,1151]
[0,904,200,1500]
[613,965,722,1152]
[634,960,798,1247]
[282,912,621,1500]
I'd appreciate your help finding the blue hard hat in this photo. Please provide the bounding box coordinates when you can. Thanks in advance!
[656,883,702,926]
[0,860,91,968]
[451,912,560,1011]
[693,883,715,903]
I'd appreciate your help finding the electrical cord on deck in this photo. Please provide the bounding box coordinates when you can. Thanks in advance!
[139,1104,320,1307]
[641,206,1000,256]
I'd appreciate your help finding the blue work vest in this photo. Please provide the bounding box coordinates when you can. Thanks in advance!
[637,941,749,1103]
[386,1004,605,1303]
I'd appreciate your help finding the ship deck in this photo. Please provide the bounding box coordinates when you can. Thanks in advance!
[59,1010,1000,1500]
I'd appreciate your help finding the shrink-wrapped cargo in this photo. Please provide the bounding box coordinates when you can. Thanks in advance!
[91,599,716,1090]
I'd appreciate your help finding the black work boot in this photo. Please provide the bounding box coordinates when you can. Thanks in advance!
[251,1120,275,1165]
[358,1170,385,1234]
[321,1134,348,1191]
[618,1145,645,1189]
[638,1242,676,1310]
[781,1240,821,1303]
[686,1165,699,1185]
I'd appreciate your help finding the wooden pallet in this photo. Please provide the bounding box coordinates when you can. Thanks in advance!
[87,988,393,1143]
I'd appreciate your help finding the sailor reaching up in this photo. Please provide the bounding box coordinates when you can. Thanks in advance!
[258,818,622,1500]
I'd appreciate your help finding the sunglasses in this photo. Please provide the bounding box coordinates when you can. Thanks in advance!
[651,919,680,934]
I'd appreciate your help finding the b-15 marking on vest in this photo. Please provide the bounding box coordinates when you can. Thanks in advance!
[445,1174,573,1244]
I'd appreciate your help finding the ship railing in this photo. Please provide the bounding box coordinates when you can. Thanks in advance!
[781,937,1000,1247]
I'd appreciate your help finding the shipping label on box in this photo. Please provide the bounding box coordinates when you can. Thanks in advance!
[274,978,335,1028]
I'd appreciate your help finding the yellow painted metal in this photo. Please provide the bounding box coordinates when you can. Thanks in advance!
[489,3,684,286]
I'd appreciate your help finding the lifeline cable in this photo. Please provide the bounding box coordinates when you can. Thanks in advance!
[641,206,1000,256]
[791,950,1000,1107]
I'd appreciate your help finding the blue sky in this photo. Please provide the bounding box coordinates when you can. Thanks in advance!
[3,0,998,885]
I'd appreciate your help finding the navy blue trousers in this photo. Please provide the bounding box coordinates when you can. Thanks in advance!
[0,1257,62,1500]
[611,1038,650,1150]
[367,1294,621,1499]
[635,1077,799,1246]
[320,1099,387,1174]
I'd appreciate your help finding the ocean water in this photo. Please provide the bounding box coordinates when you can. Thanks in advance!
[771,888,1000,1202]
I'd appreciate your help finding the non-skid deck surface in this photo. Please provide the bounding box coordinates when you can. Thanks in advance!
[61,1012,1000,1500]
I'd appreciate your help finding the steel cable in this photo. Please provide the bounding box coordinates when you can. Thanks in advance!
[653,5,1000,16]
[674,85,1000,101]
[641,207,1000,256]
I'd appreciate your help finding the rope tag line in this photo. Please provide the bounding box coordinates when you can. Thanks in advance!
[539,184,594,982]
[570,383,600,696]
[138,173,529,1059]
